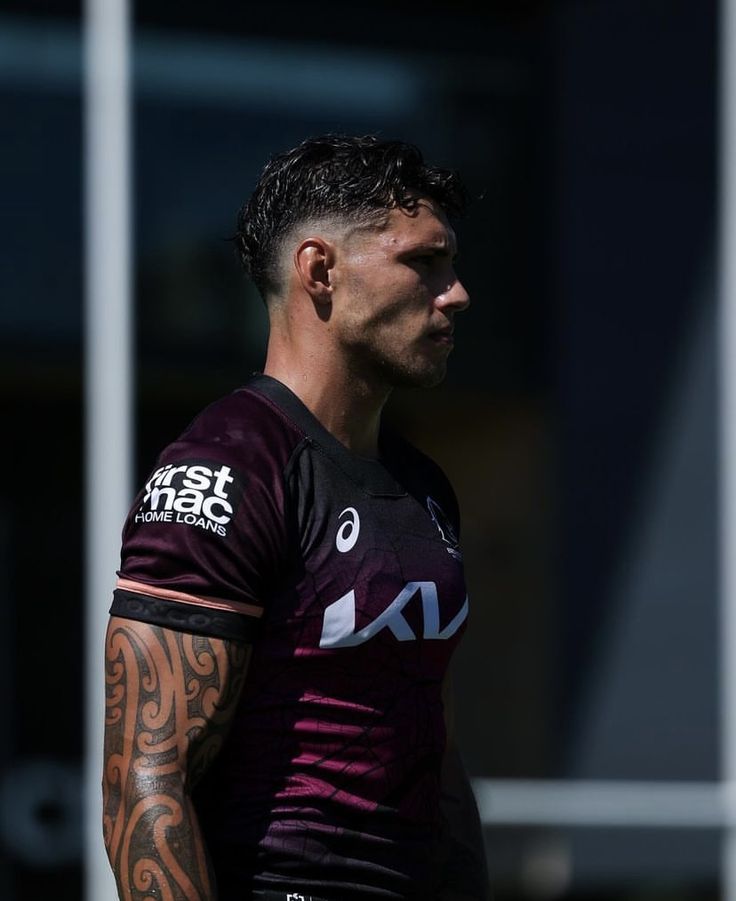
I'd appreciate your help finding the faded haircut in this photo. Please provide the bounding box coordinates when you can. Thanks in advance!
[235,133,467,303]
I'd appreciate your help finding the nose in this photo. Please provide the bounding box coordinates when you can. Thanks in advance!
[436,275,470,313]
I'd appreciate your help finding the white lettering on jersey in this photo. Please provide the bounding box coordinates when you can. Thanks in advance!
[319,580,469,648]
[335,506,360,553]
[134,462,237,537]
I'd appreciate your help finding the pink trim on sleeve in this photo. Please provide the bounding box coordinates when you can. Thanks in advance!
[116,577,264,619]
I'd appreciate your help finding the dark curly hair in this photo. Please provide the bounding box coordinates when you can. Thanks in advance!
[235,133,467,302]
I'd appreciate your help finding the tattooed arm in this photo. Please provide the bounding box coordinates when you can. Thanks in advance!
[102,616,251,901]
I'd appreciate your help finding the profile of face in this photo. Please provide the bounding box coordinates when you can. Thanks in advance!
[330,199,471,390]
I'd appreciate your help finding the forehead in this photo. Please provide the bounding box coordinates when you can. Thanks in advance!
[352,199,458,254]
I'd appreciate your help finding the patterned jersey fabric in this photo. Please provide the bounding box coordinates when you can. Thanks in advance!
[112,375,469,900]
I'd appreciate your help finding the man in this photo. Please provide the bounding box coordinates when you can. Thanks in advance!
[103,134,490,901]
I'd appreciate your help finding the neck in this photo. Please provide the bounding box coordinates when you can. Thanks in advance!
[263,335,389,459]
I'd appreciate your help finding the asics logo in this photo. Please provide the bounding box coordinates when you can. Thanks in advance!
[319,580,468,649]
[335,506,360,553]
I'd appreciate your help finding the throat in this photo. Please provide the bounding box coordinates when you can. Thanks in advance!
[263,339,392,456]
[311,399,383,458]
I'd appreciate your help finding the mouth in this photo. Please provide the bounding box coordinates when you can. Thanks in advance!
[426,328,454,348]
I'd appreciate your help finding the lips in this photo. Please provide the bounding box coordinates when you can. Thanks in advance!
[426,328,454,346]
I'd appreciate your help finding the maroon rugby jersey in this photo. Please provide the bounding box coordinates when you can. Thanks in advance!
[112,375,469,900]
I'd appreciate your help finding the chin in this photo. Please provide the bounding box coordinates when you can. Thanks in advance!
[385,360,448,389]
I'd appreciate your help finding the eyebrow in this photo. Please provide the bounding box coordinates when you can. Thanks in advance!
[401,240,458,257]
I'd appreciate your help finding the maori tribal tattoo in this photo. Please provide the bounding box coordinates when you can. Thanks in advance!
[103,616,250,900]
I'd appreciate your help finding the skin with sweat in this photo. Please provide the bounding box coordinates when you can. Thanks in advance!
[264,198,471,458]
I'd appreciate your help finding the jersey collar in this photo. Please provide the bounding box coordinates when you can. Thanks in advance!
[246,374,407,498]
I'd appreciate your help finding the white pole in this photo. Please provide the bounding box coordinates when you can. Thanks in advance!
[721,1,736,899]
[83,1,132,899]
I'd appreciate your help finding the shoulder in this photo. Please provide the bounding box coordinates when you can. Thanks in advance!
[157,383,307,477]
[121,384,302,582]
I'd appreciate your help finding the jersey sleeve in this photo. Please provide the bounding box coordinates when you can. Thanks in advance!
[110,393,296,642]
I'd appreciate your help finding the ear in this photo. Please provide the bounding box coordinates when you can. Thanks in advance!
[294,238,335,306]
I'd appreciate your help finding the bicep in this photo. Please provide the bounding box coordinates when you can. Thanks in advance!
[103,615,251,792]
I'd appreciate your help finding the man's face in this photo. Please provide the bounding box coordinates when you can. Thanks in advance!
[332,199,470,390]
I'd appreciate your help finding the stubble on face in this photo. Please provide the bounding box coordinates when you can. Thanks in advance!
[334,202,460,391]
